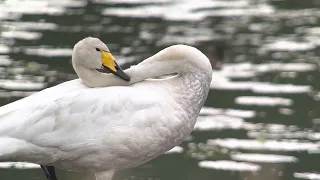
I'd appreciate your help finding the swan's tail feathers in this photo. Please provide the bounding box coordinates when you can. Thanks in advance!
[0,137,30,161]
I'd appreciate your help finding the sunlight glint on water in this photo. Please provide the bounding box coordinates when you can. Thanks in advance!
[0,0,319,179]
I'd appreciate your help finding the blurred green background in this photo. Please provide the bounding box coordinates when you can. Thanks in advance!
[0,0,319,180]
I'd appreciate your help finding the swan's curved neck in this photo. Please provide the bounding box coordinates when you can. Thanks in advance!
[74,46,212,91]
[75,50,181,87]
[74,57,170,88]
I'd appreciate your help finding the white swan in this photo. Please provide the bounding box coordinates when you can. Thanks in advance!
[0,37,212,180]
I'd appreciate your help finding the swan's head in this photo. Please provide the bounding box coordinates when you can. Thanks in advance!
[72,37,130,82]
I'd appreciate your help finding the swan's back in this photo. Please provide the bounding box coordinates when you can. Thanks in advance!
[0,82,174,168]
[0,79,86,119]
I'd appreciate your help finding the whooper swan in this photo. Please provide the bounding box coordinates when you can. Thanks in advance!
[0,37,212,180]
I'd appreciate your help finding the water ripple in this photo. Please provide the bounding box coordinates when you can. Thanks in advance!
[24,47,72,57]
[0,45,10,54]
[235,96,293,106]
[0,162,40,169]
[231,153,298,163]
[102,0,273,21]
[3,21,58,31]
[199,160,261,171]
[208,138,319,152]
[294,172,320,180]
[2,31,42,40]
[0,80,45,91]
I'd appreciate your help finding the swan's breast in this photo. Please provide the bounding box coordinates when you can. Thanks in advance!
[95,85,189,169]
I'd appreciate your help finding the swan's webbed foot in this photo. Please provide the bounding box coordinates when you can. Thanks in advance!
[41,165,58,180]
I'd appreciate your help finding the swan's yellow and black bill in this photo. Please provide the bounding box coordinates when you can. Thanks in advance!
[99,51,130,82]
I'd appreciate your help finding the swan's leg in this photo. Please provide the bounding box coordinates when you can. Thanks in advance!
[40,165,58,180]
[95,170,115,180]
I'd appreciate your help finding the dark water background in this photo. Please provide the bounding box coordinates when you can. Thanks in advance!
[0,0,319,180]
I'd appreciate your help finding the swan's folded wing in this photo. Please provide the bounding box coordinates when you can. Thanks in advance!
[0,85,164,164]
[0,79,92,162]
[0,79,86,119]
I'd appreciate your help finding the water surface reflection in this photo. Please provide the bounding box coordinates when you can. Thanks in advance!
[0,0,319,179]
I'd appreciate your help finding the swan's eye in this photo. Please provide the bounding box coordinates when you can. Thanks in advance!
[96,48,100,51]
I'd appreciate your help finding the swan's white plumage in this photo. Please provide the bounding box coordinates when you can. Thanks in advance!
[1,82,170,167]
[0,37,212,180]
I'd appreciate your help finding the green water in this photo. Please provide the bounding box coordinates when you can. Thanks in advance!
[0,0,319,180]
